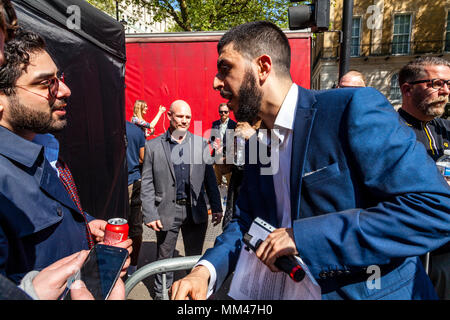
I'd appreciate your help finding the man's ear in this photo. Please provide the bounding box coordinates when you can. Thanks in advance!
[256,54,272,83]
[400,82,412,97]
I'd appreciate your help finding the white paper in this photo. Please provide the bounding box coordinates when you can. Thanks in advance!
[228,219,321,300]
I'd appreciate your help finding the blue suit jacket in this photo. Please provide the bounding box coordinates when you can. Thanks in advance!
[0,126,91,283]
[202,86,450,300]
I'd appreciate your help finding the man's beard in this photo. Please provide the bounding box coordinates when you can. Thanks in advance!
[7,95,67,134]
[416,95,449,118]
[234,70,262,124]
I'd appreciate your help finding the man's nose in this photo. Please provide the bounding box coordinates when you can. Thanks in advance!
[213,75,223,91]
[57,80,71,98]
[441,82,450,95]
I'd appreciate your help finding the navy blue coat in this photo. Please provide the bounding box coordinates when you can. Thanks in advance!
[0,126,91,284]
[202,86,450,300]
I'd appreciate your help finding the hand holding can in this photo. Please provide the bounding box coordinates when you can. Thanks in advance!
[104,218,129,246]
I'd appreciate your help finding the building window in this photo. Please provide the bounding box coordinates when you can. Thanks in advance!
[390,73,401,101]
[392,14,411,54]
[446,12,450,52]
[351,17,361,57]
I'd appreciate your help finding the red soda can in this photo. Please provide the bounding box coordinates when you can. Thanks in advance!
[104,218,129,245]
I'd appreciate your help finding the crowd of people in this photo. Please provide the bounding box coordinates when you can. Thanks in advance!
[0,0,449,301]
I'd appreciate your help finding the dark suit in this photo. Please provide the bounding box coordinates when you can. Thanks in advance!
[0,127,91,284]
[211,118,237,185]
[140,130,222,298]
[211,118,237,157]
[202,85,450,299]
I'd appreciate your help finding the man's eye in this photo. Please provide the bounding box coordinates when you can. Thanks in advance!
[39,79,51,86]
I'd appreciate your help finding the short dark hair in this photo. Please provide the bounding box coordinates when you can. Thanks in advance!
[218,21,291,79]
[0,27,46,95]
[399,56,450,86]
[218,102,228,111]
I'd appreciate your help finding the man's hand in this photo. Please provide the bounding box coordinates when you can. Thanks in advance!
[146,220,163,232]
[70,277,125,300]
[255,228,298,273]
[211,212,223,226]
[170,265,210,300]
[88,219,107,242]
[235,122,256,140]
[32,250,89,300]
[95,238,133,278]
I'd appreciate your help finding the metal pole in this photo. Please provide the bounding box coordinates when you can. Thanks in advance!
[339,0,354,80]
[115,0,119,21]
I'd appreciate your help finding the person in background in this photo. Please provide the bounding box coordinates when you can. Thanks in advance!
[337,70,366,88]
[210,103,236,186]
[140,100,222,299]
[125,121,146,275]
[397,56,450,300]
[131,99,166,137]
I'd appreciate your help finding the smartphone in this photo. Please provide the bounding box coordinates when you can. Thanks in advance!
[64,244,128,300]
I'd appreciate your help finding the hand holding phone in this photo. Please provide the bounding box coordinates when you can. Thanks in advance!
[63,244,129,300]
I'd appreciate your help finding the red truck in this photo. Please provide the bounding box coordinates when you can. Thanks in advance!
[125,31,312,138]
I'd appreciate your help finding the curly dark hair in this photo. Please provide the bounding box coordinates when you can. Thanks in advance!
[0,27,46,95]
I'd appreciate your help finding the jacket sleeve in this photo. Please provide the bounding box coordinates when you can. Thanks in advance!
[140,142,159,224]
[292,88,450,278]
[204,163,223,213]
[0,222,8,278]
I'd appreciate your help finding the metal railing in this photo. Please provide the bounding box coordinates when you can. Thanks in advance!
[125,255,201,300]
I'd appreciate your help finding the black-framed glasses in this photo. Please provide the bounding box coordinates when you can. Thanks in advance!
[219,110,229,114]
[15,72,65,104]
[408,78,450,90]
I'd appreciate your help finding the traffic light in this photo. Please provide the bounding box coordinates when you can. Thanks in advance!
[288,0,330,32]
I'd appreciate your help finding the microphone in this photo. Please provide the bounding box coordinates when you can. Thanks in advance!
[243,233,306,282]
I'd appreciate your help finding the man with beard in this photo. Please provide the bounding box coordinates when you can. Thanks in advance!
[171,21,450,300]
[0,27,131,286]
[397,56,450,300]
[398,57,450,162]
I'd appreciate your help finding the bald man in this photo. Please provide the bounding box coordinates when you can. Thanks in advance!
[140,100,222,300]
[338,70,366,88]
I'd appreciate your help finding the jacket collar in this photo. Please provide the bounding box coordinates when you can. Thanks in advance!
[398,108,423,129]
[289,86,317,221]
[0,125,43,168]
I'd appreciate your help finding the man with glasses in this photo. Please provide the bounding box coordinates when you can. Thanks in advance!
[0,27,131,289]
[211,103,236,186]
[398,56,450,300]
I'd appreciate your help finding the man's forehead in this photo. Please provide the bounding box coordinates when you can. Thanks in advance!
[20,50,57,79]
[217,43,243,64]
[423,64,450,76]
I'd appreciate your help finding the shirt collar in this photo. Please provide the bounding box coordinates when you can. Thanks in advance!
[165,129,191,144]
[258,83,298,145]
[0,125,43,168]
[32,133,60,164]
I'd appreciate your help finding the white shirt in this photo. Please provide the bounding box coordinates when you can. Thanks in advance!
[199,83,299,296]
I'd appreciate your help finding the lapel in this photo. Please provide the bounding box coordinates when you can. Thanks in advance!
[290,87,317,222]
[161,132,176,181]
[38,157,81,213]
